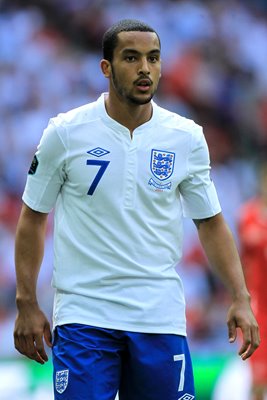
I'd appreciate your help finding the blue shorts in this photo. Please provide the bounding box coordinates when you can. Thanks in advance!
[52,324,195,400]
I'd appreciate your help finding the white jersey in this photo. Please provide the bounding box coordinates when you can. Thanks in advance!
[23,93,221,335]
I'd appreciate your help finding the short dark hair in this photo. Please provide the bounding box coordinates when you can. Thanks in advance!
[102,19,160,62]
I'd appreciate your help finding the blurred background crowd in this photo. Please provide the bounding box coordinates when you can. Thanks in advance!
[0,0,267,398]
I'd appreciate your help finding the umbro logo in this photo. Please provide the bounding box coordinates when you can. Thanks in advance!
[87,147,110,157]
[178,394,195,400]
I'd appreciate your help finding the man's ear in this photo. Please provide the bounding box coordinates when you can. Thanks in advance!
[100,59,111,78]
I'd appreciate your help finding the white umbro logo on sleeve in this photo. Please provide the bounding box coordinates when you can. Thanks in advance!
[178,394,195,400]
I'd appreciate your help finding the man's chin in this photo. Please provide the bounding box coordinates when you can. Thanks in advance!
[127,94,153,105]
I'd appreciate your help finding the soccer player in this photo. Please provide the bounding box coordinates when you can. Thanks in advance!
[14,19,259,400]
[238,162,267,400]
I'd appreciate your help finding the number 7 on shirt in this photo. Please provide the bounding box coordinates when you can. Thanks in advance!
[86,160,110,195]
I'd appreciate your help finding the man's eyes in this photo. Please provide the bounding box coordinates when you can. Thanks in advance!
[125,56,136,62]
[149,56,159,62]
[124,55,159,62]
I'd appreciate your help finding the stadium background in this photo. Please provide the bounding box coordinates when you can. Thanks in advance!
[0,0,266,398]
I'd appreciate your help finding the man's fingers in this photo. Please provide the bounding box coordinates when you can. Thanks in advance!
[14,332,32,357]
[14,309,51,364]
[22,333,45,364]
[239,326,260,360]
[227,302,260,360]
[14,331,48,364]
[227,320,237,343]
[238,339,251,359]
[44,323,53,348]
[34,335,48,363]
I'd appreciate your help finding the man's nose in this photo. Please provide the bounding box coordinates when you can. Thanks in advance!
[138,58,150,74]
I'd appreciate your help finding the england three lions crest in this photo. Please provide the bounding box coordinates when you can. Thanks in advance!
[150,149,175,181]
[55,369,69,394]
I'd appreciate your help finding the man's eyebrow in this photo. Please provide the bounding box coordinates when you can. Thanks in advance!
[121,48,160,55]
[148,49,161,55]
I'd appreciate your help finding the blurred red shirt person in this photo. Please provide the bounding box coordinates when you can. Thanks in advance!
[238,162,267,400]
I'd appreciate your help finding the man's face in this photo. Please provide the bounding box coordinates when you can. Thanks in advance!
[109,31,161,105]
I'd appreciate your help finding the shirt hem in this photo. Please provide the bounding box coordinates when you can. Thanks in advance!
[53,317,187,336]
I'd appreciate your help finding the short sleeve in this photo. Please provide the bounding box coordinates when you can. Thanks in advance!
[179,126,221,219]
[22,120,67,213]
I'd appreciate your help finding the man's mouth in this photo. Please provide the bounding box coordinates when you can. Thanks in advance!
[135,78,152,91]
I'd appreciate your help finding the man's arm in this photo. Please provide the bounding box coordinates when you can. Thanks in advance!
[14,203,52,364]
[193,212,260,360]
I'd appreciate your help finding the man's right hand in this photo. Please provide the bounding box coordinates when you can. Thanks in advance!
[14,302,52,364]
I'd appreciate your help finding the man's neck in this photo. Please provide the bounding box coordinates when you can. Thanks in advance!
[104,93,153,136]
